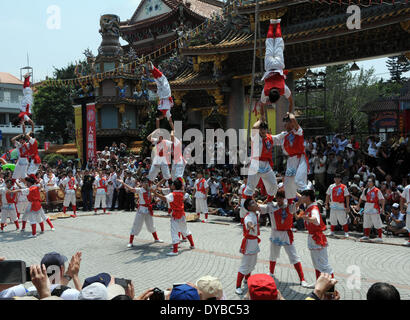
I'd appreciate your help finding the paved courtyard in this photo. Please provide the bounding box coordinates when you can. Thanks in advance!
[1,210,409,300]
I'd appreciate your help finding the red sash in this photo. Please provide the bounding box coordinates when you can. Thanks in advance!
[98,178,107,193]
[27,186,42,212]
[332,184,346,204]
[6,189,17,204]
[67,177,76,190]
[19,143,30,158]
[283,131,309,172]
[197,179,206,194]
[29,139,41,164]
[305,204,327,247]
[139,190,153,216]
[240,212,261,254]
[170,191,185,219]
[273,207,294,244]
[366,187,381,213]
[264,73,285,97]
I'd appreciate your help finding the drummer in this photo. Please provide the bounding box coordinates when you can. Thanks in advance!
[43,168,58,203]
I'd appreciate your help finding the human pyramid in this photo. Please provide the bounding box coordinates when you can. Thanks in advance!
[0,72,55,237]
[2,19,402,298]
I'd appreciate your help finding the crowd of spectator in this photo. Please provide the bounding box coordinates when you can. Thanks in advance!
[0,254,401,300]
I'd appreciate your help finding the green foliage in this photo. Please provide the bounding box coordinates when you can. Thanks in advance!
[33,84,74,144]
[140,103,158,157]
[33,63,77,144]
[294,63,405,135]
[43,153,68,166]
[386,55,410,83]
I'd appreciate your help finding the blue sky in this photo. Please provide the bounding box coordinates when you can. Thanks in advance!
[0,0,407,82]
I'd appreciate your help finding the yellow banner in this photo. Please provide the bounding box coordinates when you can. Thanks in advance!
[74,105,83,165]
[243,96,276,134]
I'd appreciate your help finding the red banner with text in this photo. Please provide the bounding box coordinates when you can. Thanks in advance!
[86,103,97,163]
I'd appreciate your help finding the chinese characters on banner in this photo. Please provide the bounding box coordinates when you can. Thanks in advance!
[86,103,97,163]
[73,105,83,164]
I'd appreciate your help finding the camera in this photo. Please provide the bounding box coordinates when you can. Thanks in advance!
[150,287,165,300]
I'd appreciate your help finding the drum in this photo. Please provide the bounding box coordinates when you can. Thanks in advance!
[57,189,64,200]
[40,191,46,203]
[47,187,60,203]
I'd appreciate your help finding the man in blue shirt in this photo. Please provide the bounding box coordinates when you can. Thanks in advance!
[384,203,406,236]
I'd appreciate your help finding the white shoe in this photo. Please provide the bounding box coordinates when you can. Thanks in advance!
[326,231,335,236]
[373,238,383,243]
[1,229,4,233]
[300,280,314,288]
[51,228,55,231]
[167,251,178,256]
[270,19,281,24]
[40,231,44,234]
[29,234,37,238]
[235,287,243,295]
[344,233,349,238]
[360,236,369,241]
[127,243,133,248]
[155,239,164,243]
[403,241,410,246]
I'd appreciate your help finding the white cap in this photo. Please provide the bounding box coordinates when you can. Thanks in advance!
[346,144,353,149]
[196,275,223,300]
[107,284,126,300]
[392,203,400,209]
[60,288,81,300]
[79,283,108,300]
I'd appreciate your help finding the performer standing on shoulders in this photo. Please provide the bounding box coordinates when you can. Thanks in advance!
[147,129,172,183]
[11,134,30,182]
[325,174,350,238]
[12,73,35,134]
[299,189,334,280]
[147,61,174,130]
[272,113,308,203]
[26,132,41,182]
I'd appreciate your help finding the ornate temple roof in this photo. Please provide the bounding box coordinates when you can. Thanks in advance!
[120,0,222,32]
[182,5,410,55]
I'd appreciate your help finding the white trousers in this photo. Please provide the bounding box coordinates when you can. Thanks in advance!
[195,198,208,214]
[17,202,29,215]
[63,193,76,207]
[310,247,333,274]
[28,209,44,225]
[12,158,28,179]
[148,164,171,181]
[131,210,156,236]
[330,209,348,226]
[170,216,191,244]
[238,253,258,276]
[284,155,308,199]
[363,213,382,229]
[27,161,40,175]
[265,37,285,73]
[270,243,300,265]
[94,194,107,209]
[1,208,18,223]
[406,213,410,232]
[171,163,185,180]
[244,167,278,197]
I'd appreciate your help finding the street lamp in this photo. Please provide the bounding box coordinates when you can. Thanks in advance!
[350,62,360,71]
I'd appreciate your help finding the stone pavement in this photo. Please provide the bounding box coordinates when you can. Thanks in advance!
[1,210,409,300]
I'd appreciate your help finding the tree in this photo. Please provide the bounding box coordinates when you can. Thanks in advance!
[33,85,74,144]
[386,55,410,83]
[33,63,77,144]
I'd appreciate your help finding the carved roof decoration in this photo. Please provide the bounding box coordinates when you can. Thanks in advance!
[181,5,410,55]
[120,0,222,32]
